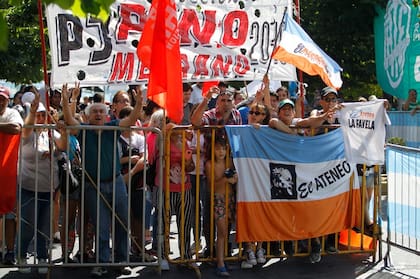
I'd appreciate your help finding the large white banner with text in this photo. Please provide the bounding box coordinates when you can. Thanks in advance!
[46,0,296,87]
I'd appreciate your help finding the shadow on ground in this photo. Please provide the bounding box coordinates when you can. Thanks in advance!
[1,252,414,279]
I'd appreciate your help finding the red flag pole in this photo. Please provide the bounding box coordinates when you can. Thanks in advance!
[36,0,55,173]
[37,0,50,111]
[294,0,305,117]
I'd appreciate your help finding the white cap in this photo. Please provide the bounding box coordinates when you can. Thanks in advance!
[22,91,46,112]
[37,102,46,112]
[21,91,35,105]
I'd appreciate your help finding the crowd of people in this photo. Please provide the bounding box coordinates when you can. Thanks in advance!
[0,80,418,277]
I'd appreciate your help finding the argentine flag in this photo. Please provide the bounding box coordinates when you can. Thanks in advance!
[225,126,360,242]
[386,146,420,245]
[272,13,343,90]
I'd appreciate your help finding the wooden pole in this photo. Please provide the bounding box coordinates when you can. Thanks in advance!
[294,0,305,117]
[36,0,50,111]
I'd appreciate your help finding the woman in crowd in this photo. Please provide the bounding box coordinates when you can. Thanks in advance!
[241,102,270,269]
[18,89,67,274]
[118,106,151,259]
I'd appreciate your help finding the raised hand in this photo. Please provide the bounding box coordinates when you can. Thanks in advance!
[30,87,41,113]
[72,82,81,100]
[61,83,70,103]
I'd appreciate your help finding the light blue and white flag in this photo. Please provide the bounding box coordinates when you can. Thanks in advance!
[225,126,360,241]
[272,13,343,89]
[386,146,420,243]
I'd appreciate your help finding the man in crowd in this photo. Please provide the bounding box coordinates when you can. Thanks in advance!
[61,84,143,277]
[269,93,340,263]
[0,86,23,265]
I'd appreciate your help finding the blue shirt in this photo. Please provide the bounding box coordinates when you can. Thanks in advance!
[238,106,249,125]
[79,120,121,182]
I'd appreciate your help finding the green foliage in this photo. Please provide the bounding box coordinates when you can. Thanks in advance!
[0,0,44,83]
[0,0,109,84]
[43,0,75,10]
[299,0,388,99]
[81,0,101,15]
[340,83,383,101]
[387,137,406,146]
[0,12,8,51]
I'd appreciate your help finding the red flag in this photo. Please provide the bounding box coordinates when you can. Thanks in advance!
[0,133,20,214]
[137,0,183,123]
[201,81,219,97]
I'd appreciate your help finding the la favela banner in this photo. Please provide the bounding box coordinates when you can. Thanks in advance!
[46,0,297,87]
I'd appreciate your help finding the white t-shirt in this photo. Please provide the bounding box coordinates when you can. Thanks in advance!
[190,84,203,105]
[20,130,60,192]
[0,107,24,126]
[120,132,146,154]
[338,100,391,164]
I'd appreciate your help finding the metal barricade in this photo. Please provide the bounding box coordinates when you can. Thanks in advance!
[161,125,381,274]
[0,124,164,274]
[384,143,420,266]
[1,123,384,276]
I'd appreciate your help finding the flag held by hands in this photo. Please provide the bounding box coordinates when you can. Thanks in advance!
[272,13,343,90]
[137,0,183,123]
[224,126,360,242]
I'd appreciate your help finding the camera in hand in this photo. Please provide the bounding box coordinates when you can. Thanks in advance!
[224,168,236,178]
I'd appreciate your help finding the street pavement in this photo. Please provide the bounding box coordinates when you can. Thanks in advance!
[1,195,419,279]
[0,240,419,279]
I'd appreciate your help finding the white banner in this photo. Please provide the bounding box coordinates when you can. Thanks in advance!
[46,0,296,87]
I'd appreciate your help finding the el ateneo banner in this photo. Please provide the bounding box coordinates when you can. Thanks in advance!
[224,126,361,242]
[46,0,297,87]
[374,0,420,100]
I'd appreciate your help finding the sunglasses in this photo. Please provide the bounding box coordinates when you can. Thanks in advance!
[249,110,265,116]
[323,97,337,103]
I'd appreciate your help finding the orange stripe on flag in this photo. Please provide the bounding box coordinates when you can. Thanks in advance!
[0,133,20,214]
[236,189,361,242]
[272,47,335,89]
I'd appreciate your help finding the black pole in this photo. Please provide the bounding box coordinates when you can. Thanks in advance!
[265,6,288,75]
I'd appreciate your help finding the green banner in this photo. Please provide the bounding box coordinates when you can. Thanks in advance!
[374,0,420,101]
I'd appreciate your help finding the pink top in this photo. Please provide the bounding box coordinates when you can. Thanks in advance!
[153,141,192,192]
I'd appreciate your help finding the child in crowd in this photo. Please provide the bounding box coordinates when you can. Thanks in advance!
[153,122,196,269]
[205,138,238,277]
